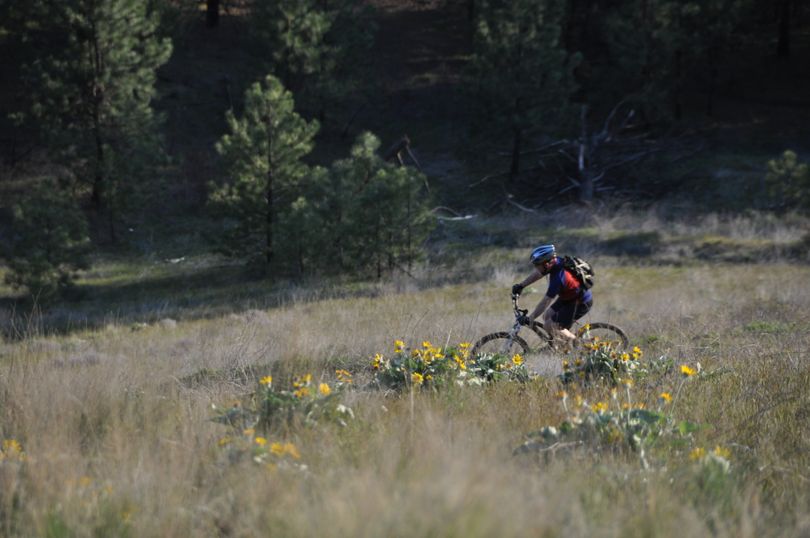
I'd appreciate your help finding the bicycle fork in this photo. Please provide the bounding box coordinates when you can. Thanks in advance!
[500,321,523,354]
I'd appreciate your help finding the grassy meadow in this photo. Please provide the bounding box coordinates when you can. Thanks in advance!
[1,209,810,537]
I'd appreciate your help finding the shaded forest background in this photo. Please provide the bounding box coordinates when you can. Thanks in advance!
[0,0,809,299]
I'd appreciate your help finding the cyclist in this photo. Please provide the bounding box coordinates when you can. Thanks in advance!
[511,244,592,346]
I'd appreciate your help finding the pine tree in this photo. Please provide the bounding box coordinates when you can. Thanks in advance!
[209,74,320,271]
[317,133,432,276]
[766,150,810,210]
[16,0,172,241]
[251,0,330,94]
[5,178,91,298]
[251,0,375,122]
[468,0,579,180]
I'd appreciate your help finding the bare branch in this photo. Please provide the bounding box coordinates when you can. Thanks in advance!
[496,139,570,157]
[506,197,538,213]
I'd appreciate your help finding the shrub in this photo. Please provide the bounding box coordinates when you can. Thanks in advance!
[516,360,720,471]
[372,339,530,390]
[4,179,90,298]
[766,150,810,210]
[212,370,354,435]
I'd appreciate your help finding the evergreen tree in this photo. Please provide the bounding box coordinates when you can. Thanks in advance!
[5,179,91,298]
[251,0,331,94]
[766,150,810,210]
[575,1,749,121]
[317,133,433,276]
[16,0,172,241]
[251,0,375,122]
[468,0,579,180]
[312,0,376,122]
[209,74,320,271]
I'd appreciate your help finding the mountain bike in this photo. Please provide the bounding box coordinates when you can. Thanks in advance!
[471,294,629,358]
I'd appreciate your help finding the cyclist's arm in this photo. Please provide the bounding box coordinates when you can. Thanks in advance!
[529,294,555,321]
[517,268,544,289]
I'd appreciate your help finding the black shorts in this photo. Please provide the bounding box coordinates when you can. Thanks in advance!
[549,299,592,329]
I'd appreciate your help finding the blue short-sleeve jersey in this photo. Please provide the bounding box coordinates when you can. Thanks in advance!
[545,257,592,303]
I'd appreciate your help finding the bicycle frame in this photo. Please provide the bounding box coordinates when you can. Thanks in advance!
[507,294,553,349]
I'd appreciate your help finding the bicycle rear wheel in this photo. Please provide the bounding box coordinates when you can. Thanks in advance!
[471,332,529,357]
[577,322,629,351]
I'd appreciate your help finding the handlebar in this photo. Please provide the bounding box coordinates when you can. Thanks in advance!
[511,293,529,321]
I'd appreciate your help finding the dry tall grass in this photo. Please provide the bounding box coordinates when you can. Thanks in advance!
[2,254,810,536]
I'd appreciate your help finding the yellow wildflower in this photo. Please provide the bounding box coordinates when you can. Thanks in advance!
[713,445,732,459]
[394,339,406,353]
[284,443,301,460]
[459,342,471,350]
[270,442,285,456]
[422,341,433,350]
[411,372,424,385]
[336,369,353,383]
[680,365,696,377]
[454,356,467,370]
[632,346,642,355]
[255,437,268,447]
[294,387,310,398]
[259,375,273,386]
[293,374,312,388]
[621,353,630,362]
[512,354,524,366]
[592,401,609,413]
[372,353,384,370]
[689,447,706,461]
[319,383,331,396]
[622,378,633,387]
[660,392,672,403]
[2,439,23,456]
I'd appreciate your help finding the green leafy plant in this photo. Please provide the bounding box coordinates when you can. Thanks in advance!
[372,340,530,390]
[517,360,717,470]
[212,370,354,435]
[558,336,644,386]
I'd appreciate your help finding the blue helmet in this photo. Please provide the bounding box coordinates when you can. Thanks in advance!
[529,244,555,265]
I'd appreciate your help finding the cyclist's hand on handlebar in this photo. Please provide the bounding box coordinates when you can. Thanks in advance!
[511,283,524,296]
[517,314,532,326]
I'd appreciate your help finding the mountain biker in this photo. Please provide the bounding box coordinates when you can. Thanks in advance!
[510,244,592,345]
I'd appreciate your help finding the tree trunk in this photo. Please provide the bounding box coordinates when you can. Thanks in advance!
[777,0,791,57]
[706,44,718,117]
[509,127,522,181]
[578,105,593,204]
[673,49,683,120]
[91,114,104,212]
[206,0,219,28]
[265,132,274,269]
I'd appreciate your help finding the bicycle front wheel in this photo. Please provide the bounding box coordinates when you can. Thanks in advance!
[471,332,529,357]
[577,322,629,351]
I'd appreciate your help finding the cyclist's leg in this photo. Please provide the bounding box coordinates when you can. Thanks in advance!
[543,301,578,345]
